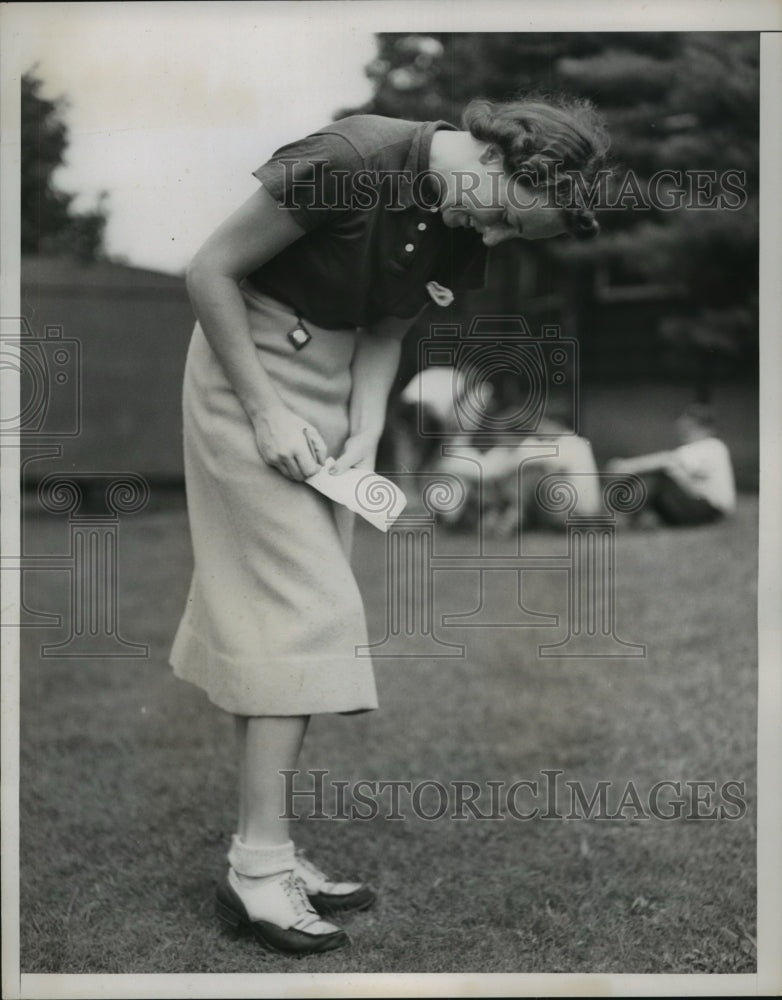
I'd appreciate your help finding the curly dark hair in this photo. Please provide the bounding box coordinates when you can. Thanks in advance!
[462,94,611,239]
[680,402,717,431]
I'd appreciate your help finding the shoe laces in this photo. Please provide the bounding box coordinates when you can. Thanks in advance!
[280,871,324,932]
[295,851,362,896]
[294,851,330,889]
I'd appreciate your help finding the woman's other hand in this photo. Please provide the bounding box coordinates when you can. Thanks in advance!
[330,430,380,474]
[254,405,329,481]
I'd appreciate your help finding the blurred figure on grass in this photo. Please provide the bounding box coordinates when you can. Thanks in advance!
[606,403,736,528]
[393,366,601,533]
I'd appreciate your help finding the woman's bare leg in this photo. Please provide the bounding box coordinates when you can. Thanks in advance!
[234,715,309,846]
[219,715,346,952]
[223,713,371,944]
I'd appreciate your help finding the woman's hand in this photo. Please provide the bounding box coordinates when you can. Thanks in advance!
[254,405,329,481]
[330,430,380,474]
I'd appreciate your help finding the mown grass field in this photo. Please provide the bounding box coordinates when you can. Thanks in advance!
[19,493,757,976]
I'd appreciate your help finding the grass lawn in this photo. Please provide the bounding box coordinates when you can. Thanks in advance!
[19,493,757,975]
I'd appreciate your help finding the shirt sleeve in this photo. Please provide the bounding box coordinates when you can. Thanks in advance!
[253,132,363,233]
[674,438,737,512]
[675,439,717,480]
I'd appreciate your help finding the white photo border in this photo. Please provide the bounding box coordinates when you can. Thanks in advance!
[1,3,780,997]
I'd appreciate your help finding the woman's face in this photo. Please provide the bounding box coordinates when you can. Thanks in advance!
[440,166,569,246]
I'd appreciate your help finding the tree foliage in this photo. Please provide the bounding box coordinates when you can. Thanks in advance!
[342,33,759,375]
[21,69,108,261]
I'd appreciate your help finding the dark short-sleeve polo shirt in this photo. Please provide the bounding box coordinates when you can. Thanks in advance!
[247,115,487,329]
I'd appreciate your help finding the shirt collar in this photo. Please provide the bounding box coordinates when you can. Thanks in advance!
[388,120,458,211]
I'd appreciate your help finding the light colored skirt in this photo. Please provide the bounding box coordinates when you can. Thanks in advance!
[169,283,378,716]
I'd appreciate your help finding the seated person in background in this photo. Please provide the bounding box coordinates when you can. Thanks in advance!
[399,365,471,434]
[477,418,602,534]
[606,403,736,526]
[390,367,600,532]
[388,365,491,474]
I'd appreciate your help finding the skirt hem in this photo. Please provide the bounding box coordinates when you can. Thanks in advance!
[169,624,379,717]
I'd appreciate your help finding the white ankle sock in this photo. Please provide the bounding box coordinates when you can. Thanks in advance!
[227,835,295,878]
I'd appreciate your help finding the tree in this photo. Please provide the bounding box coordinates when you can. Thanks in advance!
[21,68,108,262]
[557,32,758,385]
[342,33,759,386]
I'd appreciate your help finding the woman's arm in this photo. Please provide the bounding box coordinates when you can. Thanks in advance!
[331,315,417,473]
[185,186,329,481]
[607,450,676,476]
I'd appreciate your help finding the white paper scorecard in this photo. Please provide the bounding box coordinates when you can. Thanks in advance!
[306,460,407,532]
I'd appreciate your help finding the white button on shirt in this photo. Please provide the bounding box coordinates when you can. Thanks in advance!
[404,243,415,252]
[417,222,427,231]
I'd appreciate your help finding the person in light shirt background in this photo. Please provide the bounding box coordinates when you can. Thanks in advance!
[606,403,736,527]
